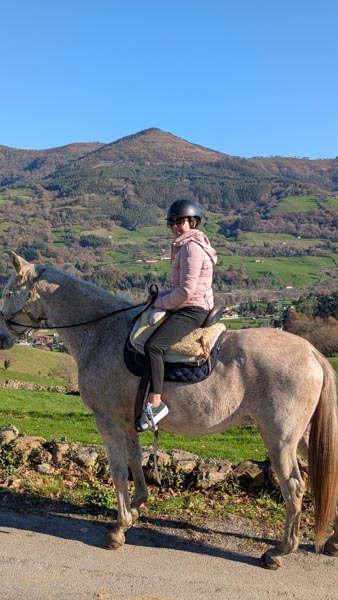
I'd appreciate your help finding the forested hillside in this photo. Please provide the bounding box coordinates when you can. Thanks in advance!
[0,128,337,302]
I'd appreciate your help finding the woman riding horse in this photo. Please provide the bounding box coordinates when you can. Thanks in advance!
[136,199,217,431]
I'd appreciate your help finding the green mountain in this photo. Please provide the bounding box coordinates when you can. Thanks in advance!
[0,128,337,301]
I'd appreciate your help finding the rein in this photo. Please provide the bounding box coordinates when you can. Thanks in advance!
[4,301,149,331]
[2,277,159,333]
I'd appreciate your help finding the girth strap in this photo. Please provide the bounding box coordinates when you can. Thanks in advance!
[134,371,161,485]
[134,370,150,423]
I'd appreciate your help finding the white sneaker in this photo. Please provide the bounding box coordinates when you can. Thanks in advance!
[135,401,169,432]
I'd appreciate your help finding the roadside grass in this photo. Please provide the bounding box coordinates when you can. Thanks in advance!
[144,486,291,528]
[12,469,300,532]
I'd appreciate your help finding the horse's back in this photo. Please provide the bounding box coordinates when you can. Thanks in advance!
[220,327,325,435]
[159,327,325,436]
[222,327,323,381]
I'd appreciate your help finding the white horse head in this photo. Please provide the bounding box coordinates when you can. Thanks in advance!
[1,252,45,336]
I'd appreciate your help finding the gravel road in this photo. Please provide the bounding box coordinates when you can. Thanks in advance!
[0,502,337,600]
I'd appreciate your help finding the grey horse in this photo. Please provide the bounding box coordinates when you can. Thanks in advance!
[1,252,337,569]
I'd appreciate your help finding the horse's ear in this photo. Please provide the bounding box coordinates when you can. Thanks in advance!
[9,251,31,279]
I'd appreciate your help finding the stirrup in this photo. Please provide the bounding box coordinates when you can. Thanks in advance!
[135,401,169,432]
[135,407,158,432]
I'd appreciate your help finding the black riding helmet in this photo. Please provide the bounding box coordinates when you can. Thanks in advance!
[166,199,202,224]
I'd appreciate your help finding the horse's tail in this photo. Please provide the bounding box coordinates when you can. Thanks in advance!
[309,349,338,551]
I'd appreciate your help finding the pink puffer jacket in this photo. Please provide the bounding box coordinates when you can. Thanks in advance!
[153,230,217,311]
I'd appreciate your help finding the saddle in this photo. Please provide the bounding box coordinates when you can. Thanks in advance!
[129,306,225,365]
[127,305,226,426]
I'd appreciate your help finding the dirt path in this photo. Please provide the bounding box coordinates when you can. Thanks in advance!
[0,498,337,600]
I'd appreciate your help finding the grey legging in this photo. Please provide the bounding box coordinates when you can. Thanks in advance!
[144,306,209,394]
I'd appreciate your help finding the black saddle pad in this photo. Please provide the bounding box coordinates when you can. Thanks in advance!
[124,334,223,384]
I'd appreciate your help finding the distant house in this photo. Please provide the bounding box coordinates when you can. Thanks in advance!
[223,307,239,319]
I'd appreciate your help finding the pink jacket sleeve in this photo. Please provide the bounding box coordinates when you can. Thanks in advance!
[154,242,204,310]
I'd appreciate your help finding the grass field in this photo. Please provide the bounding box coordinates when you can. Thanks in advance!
[217,252,336,288]
[3,204,335,291]
[44,207,338,290]
[1,344,336,523]
[272,194,338,213]
[0,345,337,465]
[0,345,266,463]
[0,387,266,463]
[87,216,337,289]
[0,344,76,387]
[241,231,324,248]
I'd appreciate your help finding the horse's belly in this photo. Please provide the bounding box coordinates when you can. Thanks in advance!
[158,411,247,436]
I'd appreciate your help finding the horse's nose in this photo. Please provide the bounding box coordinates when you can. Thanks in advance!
[0,312,15,349]
[0,334,14,349]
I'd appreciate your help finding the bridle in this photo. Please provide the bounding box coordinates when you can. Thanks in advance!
[1,271,47,335]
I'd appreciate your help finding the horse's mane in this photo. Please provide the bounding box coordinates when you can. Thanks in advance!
[37,263,135,310]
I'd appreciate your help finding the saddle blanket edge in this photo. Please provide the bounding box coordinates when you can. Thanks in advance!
[124,333,224,384]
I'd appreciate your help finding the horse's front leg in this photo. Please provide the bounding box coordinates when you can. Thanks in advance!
[125,425,148,520]
[94,416,133,549]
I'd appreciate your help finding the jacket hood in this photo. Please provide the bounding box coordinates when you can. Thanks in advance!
[172,230,217,265]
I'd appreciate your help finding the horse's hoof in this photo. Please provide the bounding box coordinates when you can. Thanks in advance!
[324,537,338,556]
[260,550,282,569]
[103,530,126,550]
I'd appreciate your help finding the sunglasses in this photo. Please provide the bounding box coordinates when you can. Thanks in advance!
[166,217,189,228]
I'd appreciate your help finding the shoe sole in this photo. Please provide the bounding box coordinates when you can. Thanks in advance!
[151,405,169,425]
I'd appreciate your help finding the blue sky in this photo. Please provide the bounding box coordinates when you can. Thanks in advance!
[1,0,338,158]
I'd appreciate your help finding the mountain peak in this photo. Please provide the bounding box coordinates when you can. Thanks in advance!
[89,127,226,167]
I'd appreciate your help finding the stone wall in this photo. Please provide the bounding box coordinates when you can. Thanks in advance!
[0,380,68,393]
[0,424,309,493]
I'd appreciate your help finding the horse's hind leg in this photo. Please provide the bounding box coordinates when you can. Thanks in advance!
[324,505,338,556]
[94,416,133,549]
[125,426,148,520]
[299,431,338,555]
[261,444,305,569]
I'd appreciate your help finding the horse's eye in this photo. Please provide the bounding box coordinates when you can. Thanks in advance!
[5,290,14,298]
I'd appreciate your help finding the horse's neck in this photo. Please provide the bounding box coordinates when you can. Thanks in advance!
[39,269,131,360]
